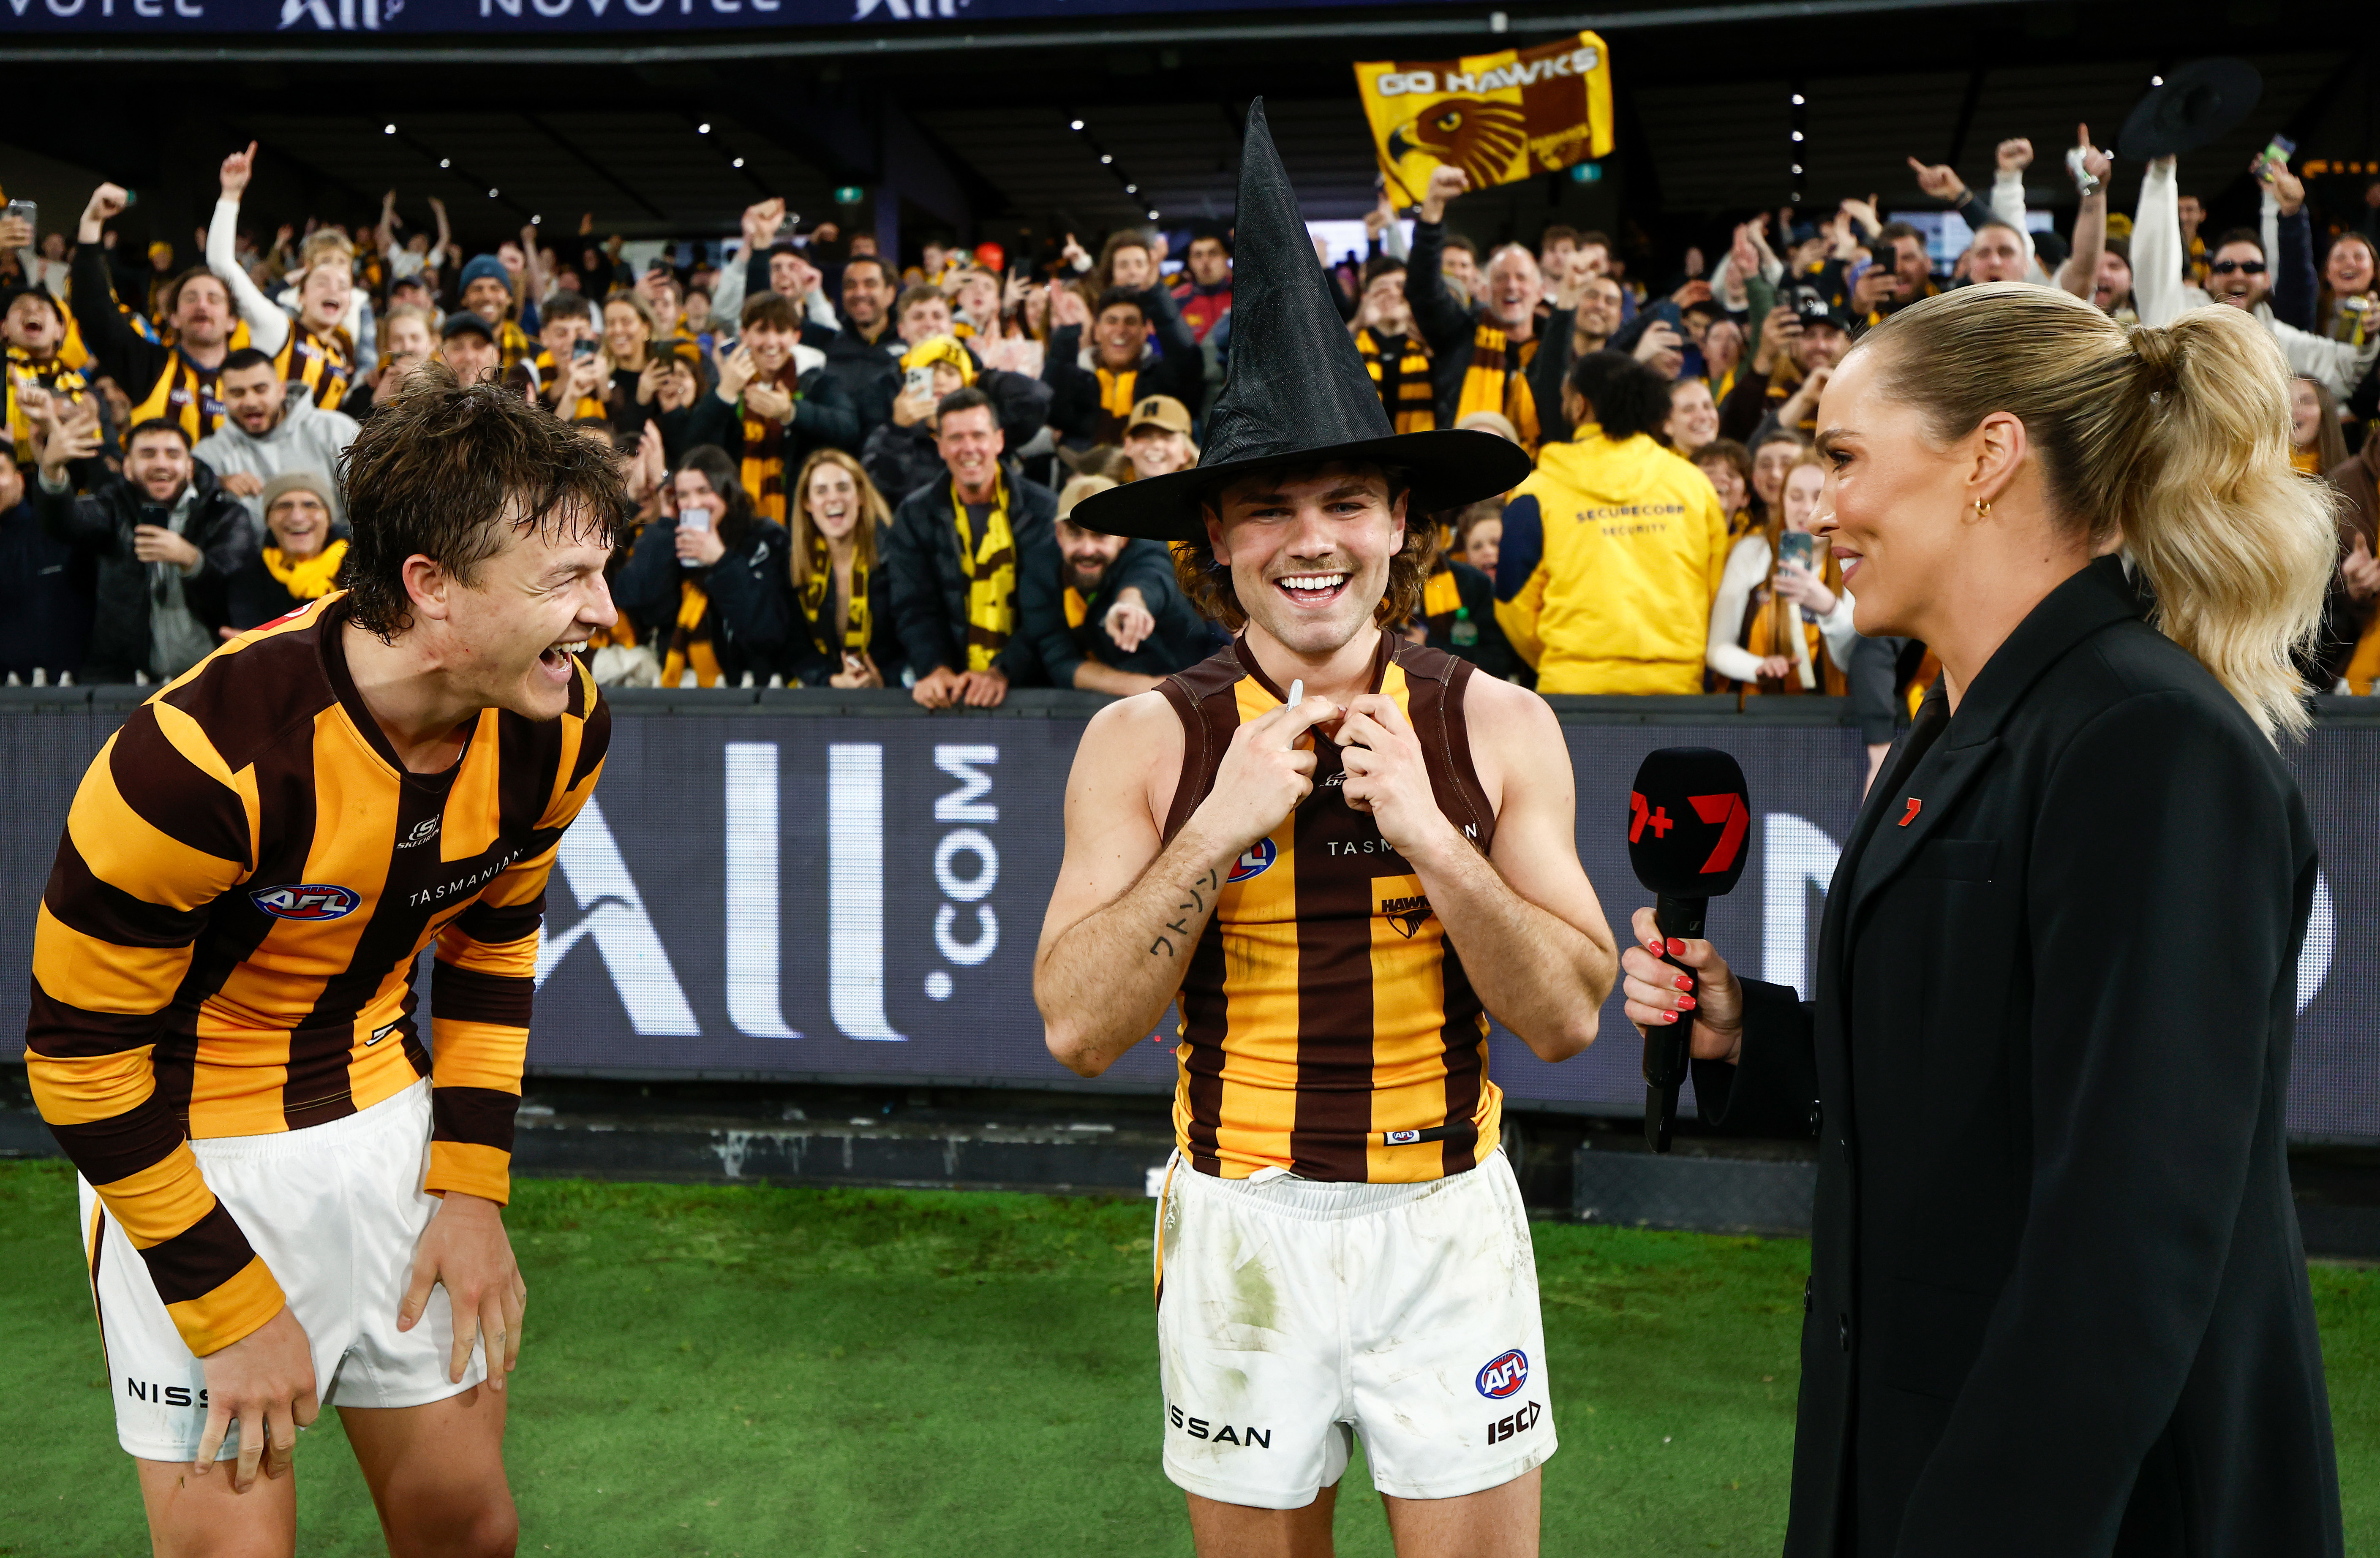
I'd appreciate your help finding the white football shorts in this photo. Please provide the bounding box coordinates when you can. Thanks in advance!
[1154,1147,1554,1509]
[78,1078,487,1461]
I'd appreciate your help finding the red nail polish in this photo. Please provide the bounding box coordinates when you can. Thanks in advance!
[1663,1011,1678,1024]
[1677,995,1697,1011]
[1675,976,1693,991]
[1667,938,1686,956]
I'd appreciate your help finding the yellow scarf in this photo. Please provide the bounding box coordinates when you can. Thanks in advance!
[661,579,724,689]
[1455,323,1539,452]
[739,360,806,523]
[5,344,91,463]
[1094,366,1138,441]
[952,474,1018,673]
[801,531,873,656]
[261,537,348,600]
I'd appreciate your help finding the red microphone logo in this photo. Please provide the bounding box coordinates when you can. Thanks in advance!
[1688,793,1748,875]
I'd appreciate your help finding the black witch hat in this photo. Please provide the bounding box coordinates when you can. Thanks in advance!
[1071,98,1533,543]
[2117,58,2261,162]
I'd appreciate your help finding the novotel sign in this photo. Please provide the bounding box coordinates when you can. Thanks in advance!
[1,0,1398,33]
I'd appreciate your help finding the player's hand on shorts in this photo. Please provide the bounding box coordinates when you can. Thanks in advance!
[1335,693,1450,857]
[1619,905,1746,1065]
[196,1302,319,1490]
[400,1191,528,1389]
[1198,691,1337,855]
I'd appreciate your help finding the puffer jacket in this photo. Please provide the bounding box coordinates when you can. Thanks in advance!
[36,455,256,681]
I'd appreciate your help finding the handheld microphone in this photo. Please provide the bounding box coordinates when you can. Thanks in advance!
[1625,747,1751,1153]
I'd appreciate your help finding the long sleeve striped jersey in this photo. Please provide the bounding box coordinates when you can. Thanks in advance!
[23,594,608,1355]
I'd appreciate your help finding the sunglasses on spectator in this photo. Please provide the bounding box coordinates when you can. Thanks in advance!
[2208,259,2268,275]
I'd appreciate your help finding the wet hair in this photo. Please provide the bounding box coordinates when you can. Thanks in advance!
[1855,283,2332,740]
[340,362,629,640]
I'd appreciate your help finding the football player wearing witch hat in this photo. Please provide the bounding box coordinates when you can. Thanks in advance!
[1035,99,1618,1558]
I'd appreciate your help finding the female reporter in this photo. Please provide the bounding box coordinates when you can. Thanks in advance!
[1623,285,2341,1556]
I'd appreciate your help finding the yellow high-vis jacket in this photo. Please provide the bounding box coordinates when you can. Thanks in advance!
[1492,426,1731,695]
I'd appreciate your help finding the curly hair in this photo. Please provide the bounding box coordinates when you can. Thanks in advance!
[1169,461,1422,631]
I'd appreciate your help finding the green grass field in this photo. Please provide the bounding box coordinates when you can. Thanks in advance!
[7,1158,2380,1556]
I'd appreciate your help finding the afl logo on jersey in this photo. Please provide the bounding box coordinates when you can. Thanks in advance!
[249,884,361,921]
[1226,839,1276,883]
[1476,1350,1529,1399]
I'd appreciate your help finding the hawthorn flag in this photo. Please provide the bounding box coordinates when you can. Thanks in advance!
[1354,32,1615,206]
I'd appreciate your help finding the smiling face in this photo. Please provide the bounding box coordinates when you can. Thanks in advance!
[746,319,796,376]
[1806,348,1981,638]
[440,507,618,721]
[1666,379,1718,450]
[1484,246,1542,333]
[127,428,192,504]
[899,295,952,347]
[266,489,330,557]
[1696,457,1746,515]
[602,301,650,363]
[174,275,233,350]
[2291,377,2324,450]
[805,460,861,543]
[1573,277,1623,344]
[1362,269,1414,338]
[1057,517,1129,594]
[441,330,500,384]
[221,361,284,435]
[2209,241,2269,310]
[843,260,892,331]
[464,276,512,326]
[1122,426,1188,480]
[2328,237,2376,298]
[1751,438,1800,509]
[934,403,1003,496]
[1205,462,1405,658]
[4,292,61,356]
[1093,302,1146,368]
[299,264,350,334]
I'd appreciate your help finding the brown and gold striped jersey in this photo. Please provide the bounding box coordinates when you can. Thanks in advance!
[23,594,607,1354]
[274,321,355,411]
[1157,635,1500,1184]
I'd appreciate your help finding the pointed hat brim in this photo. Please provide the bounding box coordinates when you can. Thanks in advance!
[1068,427,1533,541]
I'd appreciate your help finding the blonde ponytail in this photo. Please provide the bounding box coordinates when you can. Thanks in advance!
[1860,284,2334,742]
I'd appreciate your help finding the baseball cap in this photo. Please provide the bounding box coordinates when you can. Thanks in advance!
[1791,289,1852,334]
[440,311,497,343]
[1125,394,1191,438]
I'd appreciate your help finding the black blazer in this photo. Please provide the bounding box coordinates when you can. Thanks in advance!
[1695,557,2339,1557]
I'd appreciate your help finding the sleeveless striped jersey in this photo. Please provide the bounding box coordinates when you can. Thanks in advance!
[1157,634,1500,1184]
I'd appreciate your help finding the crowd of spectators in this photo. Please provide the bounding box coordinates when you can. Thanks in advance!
[3,120,2375,746]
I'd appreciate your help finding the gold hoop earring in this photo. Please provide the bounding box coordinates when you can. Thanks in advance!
[1973,498,1993,519]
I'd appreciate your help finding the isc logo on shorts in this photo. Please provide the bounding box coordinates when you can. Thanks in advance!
[1226,839,1276,883]
[250,883,362,920]
[1476,1349,1530,1399]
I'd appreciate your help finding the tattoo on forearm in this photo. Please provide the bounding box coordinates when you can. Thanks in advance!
[1146,867,1222,959]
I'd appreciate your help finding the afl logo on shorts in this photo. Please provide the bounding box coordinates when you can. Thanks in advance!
[1226,839,1276,883]
[249,883,361,921]
[1476,1349,1530,1399]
